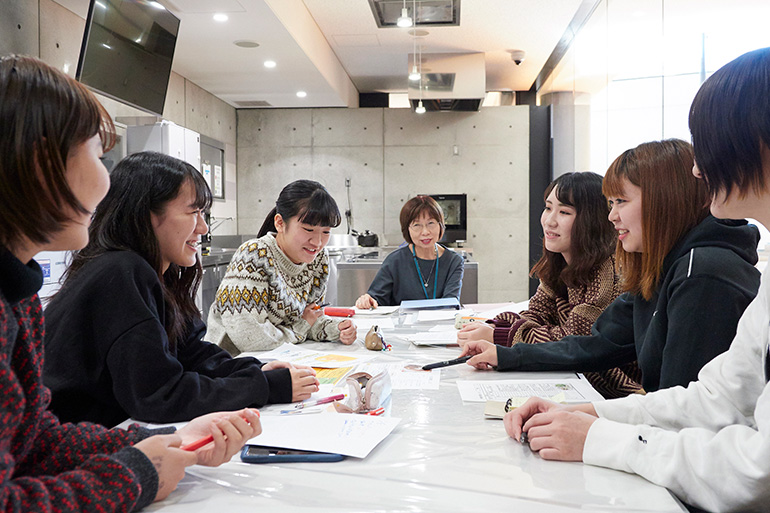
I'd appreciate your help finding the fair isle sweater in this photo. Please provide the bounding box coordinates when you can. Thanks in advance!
[0,246,163,512]
[207,234,342,354]
[491,257,642,398]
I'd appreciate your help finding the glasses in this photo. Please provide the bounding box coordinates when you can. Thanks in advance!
[409,220,439,232]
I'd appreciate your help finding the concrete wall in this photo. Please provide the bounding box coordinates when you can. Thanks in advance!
[0,0,239,235]
[237,106,531,303]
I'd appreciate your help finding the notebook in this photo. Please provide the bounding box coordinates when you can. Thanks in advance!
[399,297,461,311]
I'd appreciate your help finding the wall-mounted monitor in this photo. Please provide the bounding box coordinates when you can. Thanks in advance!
[76,0,180,116]
[429,194,467,244]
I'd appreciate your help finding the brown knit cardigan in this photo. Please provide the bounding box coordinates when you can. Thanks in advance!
[491,256,643,398]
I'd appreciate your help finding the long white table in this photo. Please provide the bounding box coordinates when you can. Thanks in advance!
[146,308,686,512]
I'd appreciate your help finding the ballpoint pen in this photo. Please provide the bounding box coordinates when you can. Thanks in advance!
[422,355,472,371]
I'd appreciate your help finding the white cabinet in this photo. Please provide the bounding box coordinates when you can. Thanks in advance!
[126,121,200,171]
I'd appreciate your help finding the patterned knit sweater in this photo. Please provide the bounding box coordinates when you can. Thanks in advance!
[207,234,342,354]
[492,257,643,398]
[0,246,161,512]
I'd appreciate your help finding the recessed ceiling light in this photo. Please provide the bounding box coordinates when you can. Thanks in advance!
[234,40,260,48]
[296,91,307,98]
[213,13,228,22]
[264,60,277,68]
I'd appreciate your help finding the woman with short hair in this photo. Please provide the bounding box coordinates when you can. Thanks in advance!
[355,195,464,308]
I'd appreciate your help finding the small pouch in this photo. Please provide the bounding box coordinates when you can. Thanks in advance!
[365,325,384,351]
[334,371,392,414]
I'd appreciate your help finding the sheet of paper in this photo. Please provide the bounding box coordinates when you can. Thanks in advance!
[243,343,374,368]
[457,379,598,403]
[428,324,458,333]
[354,317,395,331]
[353,305,400,315]
[251,413,401,458]
[475,301,529,319]
[314,367,354,386]
[404,331,458,346]
[417,308,473,322]
[352,361,441,390]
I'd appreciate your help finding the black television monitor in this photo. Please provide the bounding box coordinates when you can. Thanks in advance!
[76,0,180,116]
[429,194,467,244]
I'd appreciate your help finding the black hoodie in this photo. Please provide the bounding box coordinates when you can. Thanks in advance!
[497,216,761,393]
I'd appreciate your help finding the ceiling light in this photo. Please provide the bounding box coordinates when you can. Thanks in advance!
[396,0,412,28]
[264,60,276,68]
[415,100,426,114]
[296,91,307,98]
[148,1,166,10]
[213,13,228,22]
[234,40,260,48]
[408,66,421,81]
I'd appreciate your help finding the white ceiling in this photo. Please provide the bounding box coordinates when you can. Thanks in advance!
[57,0,585,109]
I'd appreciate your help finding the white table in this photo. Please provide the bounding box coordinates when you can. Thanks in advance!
[146,309,686,513]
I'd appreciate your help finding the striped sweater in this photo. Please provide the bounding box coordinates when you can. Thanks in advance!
[207,233,342,354]
[492,257,643,398]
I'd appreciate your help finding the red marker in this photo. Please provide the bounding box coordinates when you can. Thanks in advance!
[365,407,385,416]
[181,411,260,451]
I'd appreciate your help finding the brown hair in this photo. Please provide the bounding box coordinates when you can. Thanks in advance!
[531,172,616,295]
[0,55,115,252]
[603,139,709,300]
[399,195,445,244]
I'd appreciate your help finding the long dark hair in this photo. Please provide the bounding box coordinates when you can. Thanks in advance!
[0,55,115,251]
[531,172,616,295]
[258,179,341,237]
[61,151,212,347]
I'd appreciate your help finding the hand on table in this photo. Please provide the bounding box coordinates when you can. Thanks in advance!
[338,319,357,345]
[504,398,598,461]
[355,294,378,309]
[457,322,494,347]
[290,367,320,401]
[134,433,197,502]
[459,340,498,369]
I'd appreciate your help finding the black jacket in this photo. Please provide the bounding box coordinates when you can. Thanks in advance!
[497,216,761,393]
[43,250,292,427]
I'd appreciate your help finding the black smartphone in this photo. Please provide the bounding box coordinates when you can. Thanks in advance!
[240,444,345,463]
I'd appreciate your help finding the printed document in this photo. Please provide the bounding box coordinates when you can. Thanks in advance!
[244,343,374,368]
[457,378,602,403]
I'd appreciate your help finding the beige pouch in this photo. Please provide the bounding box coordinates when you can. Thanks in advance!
[334,371,392,413]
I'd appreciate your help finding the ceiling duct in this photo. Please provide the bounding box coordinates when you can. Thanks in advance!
[368,0,461,28]
[408,52,485,112]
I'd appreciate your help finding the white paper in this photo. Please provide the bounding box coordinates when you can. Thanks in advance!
[416,308,473,322]
[404,331,458,346]
[251,413,401,458]
[428,324,458,333]
[475,301,529,319]
[457,379,600,403]
[242,343,374,368]
[352,361,441,390]
[354,317,395,331]
[213,164,223,197]
[353,305,400,315]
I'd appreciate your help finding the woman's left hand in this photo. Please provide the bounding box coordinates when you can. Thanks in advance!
[338,319,357,345]
[176,408,262,467]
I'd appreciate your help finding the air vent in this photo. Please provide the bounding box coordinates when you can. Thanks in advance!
[368,0,460,28]
[234,100,272,108]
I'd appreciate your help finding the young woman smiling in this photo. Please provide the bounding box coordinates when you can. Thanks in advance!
[44,152,316,428]
[207,179,357,354]
[0,56,258,512]
[458,172,641,398]
[505,46,770,513]
[461,139,761,394]
[355,195,464,308]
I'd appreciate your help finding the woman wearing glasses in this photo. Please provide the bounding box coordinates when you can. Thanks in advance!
[355,195,464,308]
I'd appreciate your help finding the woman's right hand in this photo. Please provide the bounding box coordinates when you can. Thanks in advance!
[133,433,198,502]
[459,340,498,369]
[456,322,494,346]
[290,367,319,401]
[302,303,324,326]
[355,294,378,309]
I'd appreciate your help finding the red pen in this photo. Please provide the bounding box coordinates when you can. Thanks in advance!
[181,411,260,451]
[366,407,385,416]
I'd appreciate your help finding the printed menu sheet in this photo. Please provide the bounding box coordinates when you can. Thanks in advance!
[457,378,602,403]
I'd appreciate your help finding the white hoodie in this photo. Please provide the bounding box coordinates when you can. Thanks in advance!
[583,270,770,512]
